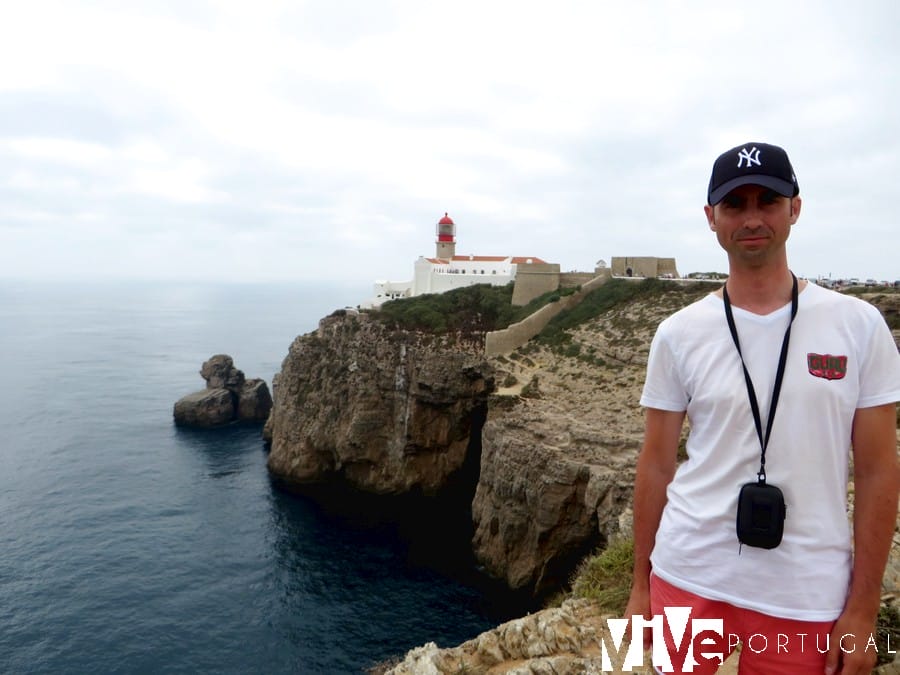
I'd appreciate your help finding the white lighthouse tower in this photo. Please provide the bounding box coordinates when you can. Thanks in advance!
[435,212,456,260]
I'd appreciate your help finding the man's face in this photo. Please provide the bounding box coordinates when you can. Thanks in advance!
[704,184,801,267]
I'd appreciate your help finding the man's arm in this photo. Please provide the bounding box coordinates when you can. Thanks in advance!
[826,402,900,675]
[625,407,685,619]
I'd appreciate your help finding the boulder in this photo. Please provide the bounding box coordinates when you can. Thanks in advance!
[237,378,273,422]
[173,388,235,427]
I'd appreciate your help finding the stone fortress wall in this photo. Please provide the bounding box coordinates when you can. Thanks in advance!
[610,256,678,278]
[510,262,561,306]
[485,269,612,357]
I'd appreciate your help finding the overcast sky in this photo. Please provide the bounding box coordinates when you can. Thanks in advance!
[1,0,897,285]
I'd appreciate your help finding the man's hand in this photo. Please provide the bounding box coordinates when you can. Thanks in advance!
[824,609,878,675]
[624,580,654,652]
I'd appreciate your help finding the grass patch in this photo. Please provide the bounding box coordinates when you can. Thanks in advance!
[570,538,634,614]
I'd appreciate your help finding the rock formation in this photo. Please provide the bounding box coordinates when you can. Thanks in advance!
[265,312,493,496]
[173,354,272,427]
[385,598,620,675]
[468,282,710,597]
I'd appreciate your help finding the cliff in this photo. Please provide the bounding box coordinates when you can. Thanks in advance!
[265,311,493,497]
[471,281,712,597]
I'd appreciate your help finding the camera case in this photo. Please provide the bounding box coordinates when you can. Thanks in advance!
[736,481,786,549]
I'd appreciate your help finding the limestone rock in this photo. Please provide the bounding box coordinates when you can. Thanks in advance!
[174,354,271,428]
[265,312,493,495]
[237,378,273,422]
[173,388,235,427]
[384,598,654,675]
[200,354,245,390]
[471,403,635,596]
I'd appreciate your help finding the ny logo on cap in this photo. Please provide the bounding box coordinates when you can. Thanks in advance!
[737,146,761,168]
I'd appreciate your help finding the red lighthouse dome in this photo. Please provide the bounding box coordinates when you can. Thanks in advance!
[436,212,456,243]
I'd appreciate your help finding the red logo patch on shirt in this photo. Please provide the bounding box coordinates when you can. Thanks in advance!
[807,353,848,380]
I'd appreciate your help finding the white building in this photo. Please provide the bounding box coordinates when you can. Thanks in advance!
[362,213,548,308]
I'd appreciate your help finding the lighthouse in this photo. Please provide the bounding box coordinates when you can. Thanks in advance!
[435,212,456,260]
[361,211,554,308]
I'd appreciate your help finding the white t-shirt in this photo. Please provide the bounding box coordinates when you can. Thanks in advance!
[640,282,900,621]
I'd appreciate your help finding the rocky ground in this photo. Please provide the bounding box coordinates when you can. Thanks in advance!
[492,281,708,458]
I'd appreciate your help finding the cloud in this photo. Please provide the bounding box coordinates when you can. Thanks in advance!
[0,0,897,283]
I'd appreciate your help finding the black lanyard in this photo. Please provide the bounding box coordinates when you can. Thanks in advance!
[722,274,798,483]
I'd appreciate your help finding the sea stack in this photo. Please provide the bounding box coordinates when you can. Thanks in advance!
[174,354,272,427]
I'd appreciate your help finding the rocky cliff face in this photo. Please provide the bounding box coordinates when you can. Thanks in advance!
[470,283,711,597]
[265,312,493,497]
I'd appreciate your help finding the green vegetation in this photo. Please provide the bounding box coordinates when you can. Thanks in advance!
[368,282,580,333]
[534,278,710,350]
[370,283,517,333]
[685,271,728,280]
[569,537,634,613]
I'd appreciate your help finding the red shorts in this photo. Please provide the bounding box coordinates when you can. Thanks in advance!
[649,574,834,674]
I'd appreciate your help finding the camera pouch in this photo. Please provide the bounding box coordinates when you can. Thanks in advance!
[736,481,785,549]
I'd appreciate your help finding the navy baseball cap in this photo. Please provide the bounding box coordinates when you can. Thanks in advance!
[707,142,799,205]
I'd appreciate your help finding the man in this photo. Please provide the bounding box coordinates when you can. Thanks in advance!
[625,142,900,674]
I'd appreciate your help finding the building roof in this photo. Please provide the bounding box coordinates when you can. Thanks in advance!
[424,255,547,265]
[438,213,455,225]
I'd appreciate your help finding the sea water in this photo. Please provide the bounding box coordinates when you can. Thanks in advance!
[0,281,521,674]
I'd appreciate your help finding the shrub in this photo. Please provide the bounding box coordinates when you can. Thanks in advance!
[373,283,516,332]
[570,537,634,613]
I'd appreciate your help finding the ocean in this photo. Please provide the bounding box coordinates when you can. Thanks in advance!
[0,281,523,674]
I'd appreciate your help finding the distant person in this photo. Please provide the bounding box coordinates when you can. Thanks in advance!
[626,142,900,674]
